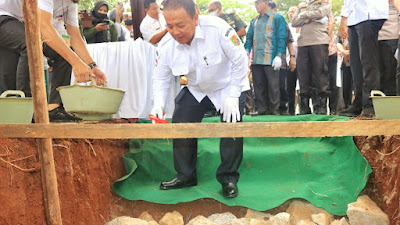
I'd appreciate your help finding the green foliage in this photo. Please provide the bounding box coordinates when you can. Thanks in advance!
[196,0,257,23]
[77,0,343,23]
[78,0,131,12]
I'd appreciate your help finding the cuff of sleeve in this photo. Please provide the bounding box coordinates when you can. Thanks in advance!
[340,10,350,18]
[154,95,165,108]
[229,86,242,98]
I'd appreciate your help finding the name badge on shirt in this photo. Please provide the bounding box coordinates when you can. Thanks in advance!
[62,34,71,47]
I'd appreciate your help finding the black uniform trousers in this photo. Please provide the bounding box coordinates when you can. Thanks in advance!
[172,87,246,185]
[341,66,353,109]
[43,43,73,105]
[0,16,31,97]
[378,39,398,96]
[286,68,298,115]
[348,19,385,108]
[251,65,280,115]
[311,53,338,114]
[279,68,289,112]
[297,44,330,99]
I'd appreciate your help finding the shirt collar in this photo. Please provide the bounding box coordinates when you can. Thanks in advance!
[145,13,160,23]
[176,25,204,48]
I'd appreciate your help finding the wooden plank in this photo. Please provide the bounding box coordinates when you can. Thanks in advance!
[0,120,400,139]
[21,0,62,224]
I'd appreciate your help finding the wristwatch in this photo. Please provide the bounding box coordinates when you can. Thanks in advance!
[290,55,296,58]
[88,62,97,69]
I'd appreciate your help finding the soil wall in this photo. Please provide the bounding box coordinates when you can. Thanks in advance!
[0,136,398,224]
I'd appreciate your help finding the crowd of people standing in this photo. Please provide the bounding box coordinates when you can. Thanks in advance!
[141,0,399,118]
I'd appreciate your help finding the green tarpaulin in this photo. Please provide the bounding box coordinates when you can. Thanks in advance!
[113,115,371,215]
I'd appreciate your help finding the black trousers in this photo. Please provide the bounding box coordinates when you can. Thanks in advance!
[251,65,280,114]
[172,87,246,185]
[378,39,398,96]
[0,16,31,97]
[0,47,18,94]
[297,44,330,98]
[341,66,353,109]
[286,69,298,115]
[397,38,400,96]
[328,53,338,113]
[348,20,385,108]
[279,69,289,111]
[43,43,73,105]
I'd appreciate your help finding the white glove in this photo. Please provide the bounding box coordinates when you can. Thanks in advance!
[221,97,240,123]
[314,16,328,24]
[272,56,282,71]
[150,101,164,123]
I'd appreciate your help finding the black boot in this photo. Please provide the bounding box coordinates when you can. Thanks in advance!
[319,97,327,115]
[300,97,311,115]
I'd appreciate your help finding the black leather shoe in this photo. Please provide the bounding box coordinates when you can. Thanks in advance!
[222,183,239,198]
[360,106,375,118]
[49,106,82,122]
[160,177,197,190]
[338,105,362,117]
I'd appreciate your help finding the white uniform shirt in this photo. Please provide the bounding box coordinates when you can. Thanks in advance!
[341,0,389,27]
[38,0,79,28]
[0,0,23,21]
[140,13,166,46]
[153,15,250,111]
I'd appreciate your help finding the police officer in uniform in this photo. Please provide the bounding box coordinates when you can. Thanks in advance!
[151,0,249,198]
[207,1,247,39]
[292,0,332,115]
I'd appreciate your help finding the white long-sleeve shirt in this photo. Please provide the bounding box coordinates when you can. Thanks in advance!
[153,15,250,111]
[341,0,389,26]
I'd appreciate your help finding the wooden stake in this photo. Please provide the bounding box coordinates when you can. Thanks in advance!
[21,0,62,224]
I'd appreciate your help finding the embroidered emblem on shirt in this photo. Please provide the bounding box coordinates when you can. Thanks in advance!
[230,34,241,46]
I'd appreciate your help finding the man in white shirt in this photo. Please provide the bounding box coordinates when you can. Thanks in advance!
[139,0,168,46]
[151,0,249,198]
[39,0,108,121]
[338,0,389,117]
[0,0,31,97]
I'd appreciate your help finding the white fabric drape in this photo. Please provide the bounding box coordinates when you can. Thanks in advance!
[71,39,180,119]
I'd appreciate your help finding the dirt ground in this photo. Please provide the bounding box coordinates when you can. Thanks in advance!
[0,133,399,224]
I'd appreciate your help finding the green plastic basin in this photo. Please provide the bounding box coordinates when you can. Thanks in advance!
[0,90,33,124]
[57,78,126,121]
[371,90,400,120]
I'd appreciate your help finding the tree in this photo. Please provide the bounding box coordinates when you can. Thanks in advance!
[196,0,257,23]
[78,0,343,24]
